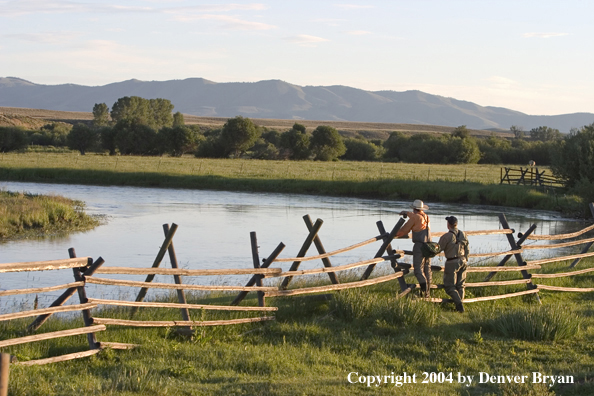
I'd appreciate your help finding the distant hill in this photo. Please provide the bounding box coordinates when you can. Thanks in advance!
[1,77,593,132]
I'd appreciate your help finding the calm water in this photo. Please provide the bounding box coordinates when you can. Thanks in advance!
[0,181,587,309]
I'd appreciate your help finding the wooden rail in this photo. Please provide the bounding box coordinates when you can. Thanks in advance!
[429,288,540,303]
[92,316,274,327]
[0,325,106,348]
[86,276,277,292]
[0,303,98,321]
[87,298,277,311]
[0,257,90,273]
[273,235,383,262]
[95,267,282,276]
[0,282,84,297]
[265,272,403,297]
[525,223,594,240]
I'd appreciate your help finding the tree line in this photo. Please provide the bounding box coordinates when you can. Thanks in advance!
[1,96,593,200]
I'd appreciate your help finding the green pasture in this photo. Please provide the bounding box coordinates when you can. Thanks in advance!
[0,152,579,212]
[2,257,594,396]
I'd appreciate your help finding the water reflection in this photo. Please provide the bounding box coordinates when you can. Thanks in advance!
[0,181,590,309]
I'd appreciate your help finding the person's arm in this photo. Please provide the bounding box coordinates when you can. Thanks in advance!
[438,233,450,252]
[396,215,414,238]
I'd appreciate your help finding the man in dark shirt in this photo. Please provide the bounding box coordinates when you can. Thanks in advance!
[437,216,469,313]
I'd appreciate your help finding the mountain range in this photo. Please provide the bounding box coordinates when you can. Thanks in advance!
[1,77,592,132]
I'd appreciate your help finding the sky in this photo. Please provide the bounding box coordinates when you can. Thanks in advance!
[0,0,592,116]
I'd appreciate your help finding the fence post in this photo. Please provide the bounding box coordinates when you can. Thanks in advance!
[497,214,541,304]
[0,353,9,396]
[250,232,265,307]
[303,215,339,285]
[570,202,594,268]
[163,224,191,324]
[69,248,99,349]
[27,255,100,333]
[377,220,408,292]
[361,217,405,280]
[131,223,178,317]
[280,218,324,290]
[483,223,536,282]
[231,242,285,306]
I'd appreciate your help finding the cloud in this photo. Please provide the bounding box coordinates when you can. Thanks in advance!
[312,18,347,27]
[172,14,275,30]
[334,4,374,10]
[284,35,329,47]
[523,32,569,39]
[0,1,267,16]
[2,31,79,44]
[346,30,371,35]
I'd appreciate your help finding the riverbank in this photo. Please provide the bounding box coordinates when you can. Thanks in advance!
[0,153,581,213]
[0,190,99,239]
[3,259,594,395]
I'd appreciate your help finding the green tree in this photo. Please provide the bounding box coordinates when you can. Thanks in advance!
[280,127,310,160]
[113,119,158,155]
[530,126,562,141]
[383,131,408,161]
[100,126,118,155]
[310,125,346,161]
[172,111,185,127]
[67,123,98,155]
[292,122,306,133]
[0,127,28,152]
[451,125,470,139]
[158,126,198,157]
[220,116,260,157]
[342,138,380,161]
[552,123,594,187]
[110,96,174,130]
[510,125,524,139]
[31,123,71,146]
[149,98,174,129]
[92,103,110,127]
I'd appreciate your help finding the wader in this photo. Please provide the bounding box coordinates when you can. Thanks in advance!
[412,225,431,297]
[443,258,467,304]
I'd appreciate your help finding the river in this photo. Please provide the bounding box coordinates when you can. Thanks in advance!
[0,181,587,309]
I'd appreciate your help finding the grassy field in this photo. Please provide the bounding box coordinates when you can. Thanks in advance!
[3,258,594,396]
[0,152,580,213]
[0,189,99,239]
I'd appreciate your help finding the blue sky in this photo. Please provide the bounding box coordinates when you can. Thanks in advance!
[1,0,592,115]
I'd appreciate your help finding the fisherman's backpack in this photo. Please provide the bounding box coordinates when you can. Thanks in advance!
[421,241,441,258]
[451,230,469,260]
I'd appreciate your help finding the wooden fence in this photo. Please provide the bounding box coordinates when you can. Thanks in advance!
[1,203,593,393]
[0,252,113,367]
[500,166,566,189]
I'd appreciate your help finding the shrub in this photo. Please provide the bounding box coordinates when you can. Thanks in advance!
[481,305,580,341]
[0,126,28,152]
[310,125,346,161]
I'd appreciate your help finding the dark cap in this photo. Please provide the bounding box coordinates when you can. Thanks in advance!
[445,216,458,226]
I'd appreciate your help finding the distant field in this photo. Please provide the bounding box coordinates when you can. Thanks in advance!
[0,106,510,139]
[0,152,572,212]
[0,152,506,184]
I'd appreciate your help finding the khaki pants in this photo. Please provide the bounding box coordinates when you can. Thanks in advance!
[412,243,432,287]
[444,258,467,304]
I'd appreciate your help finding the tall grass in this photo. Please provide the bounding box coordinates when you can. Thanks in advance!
[477,305,581,341]
[331,288,439,327]
[0,190,99,238]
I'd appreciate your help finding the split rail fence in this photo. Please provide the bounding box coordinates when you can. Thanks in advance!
[1,203,593,392]
[500,166,566,189]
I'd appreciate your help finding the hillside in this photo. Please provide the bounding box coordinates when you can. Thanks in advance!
[0,106,504,139]
[1,77,593,132]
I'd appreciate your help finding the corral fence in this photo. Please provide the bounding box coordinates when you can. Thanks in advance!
[1,203,593,393]
[500,166,566,189]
